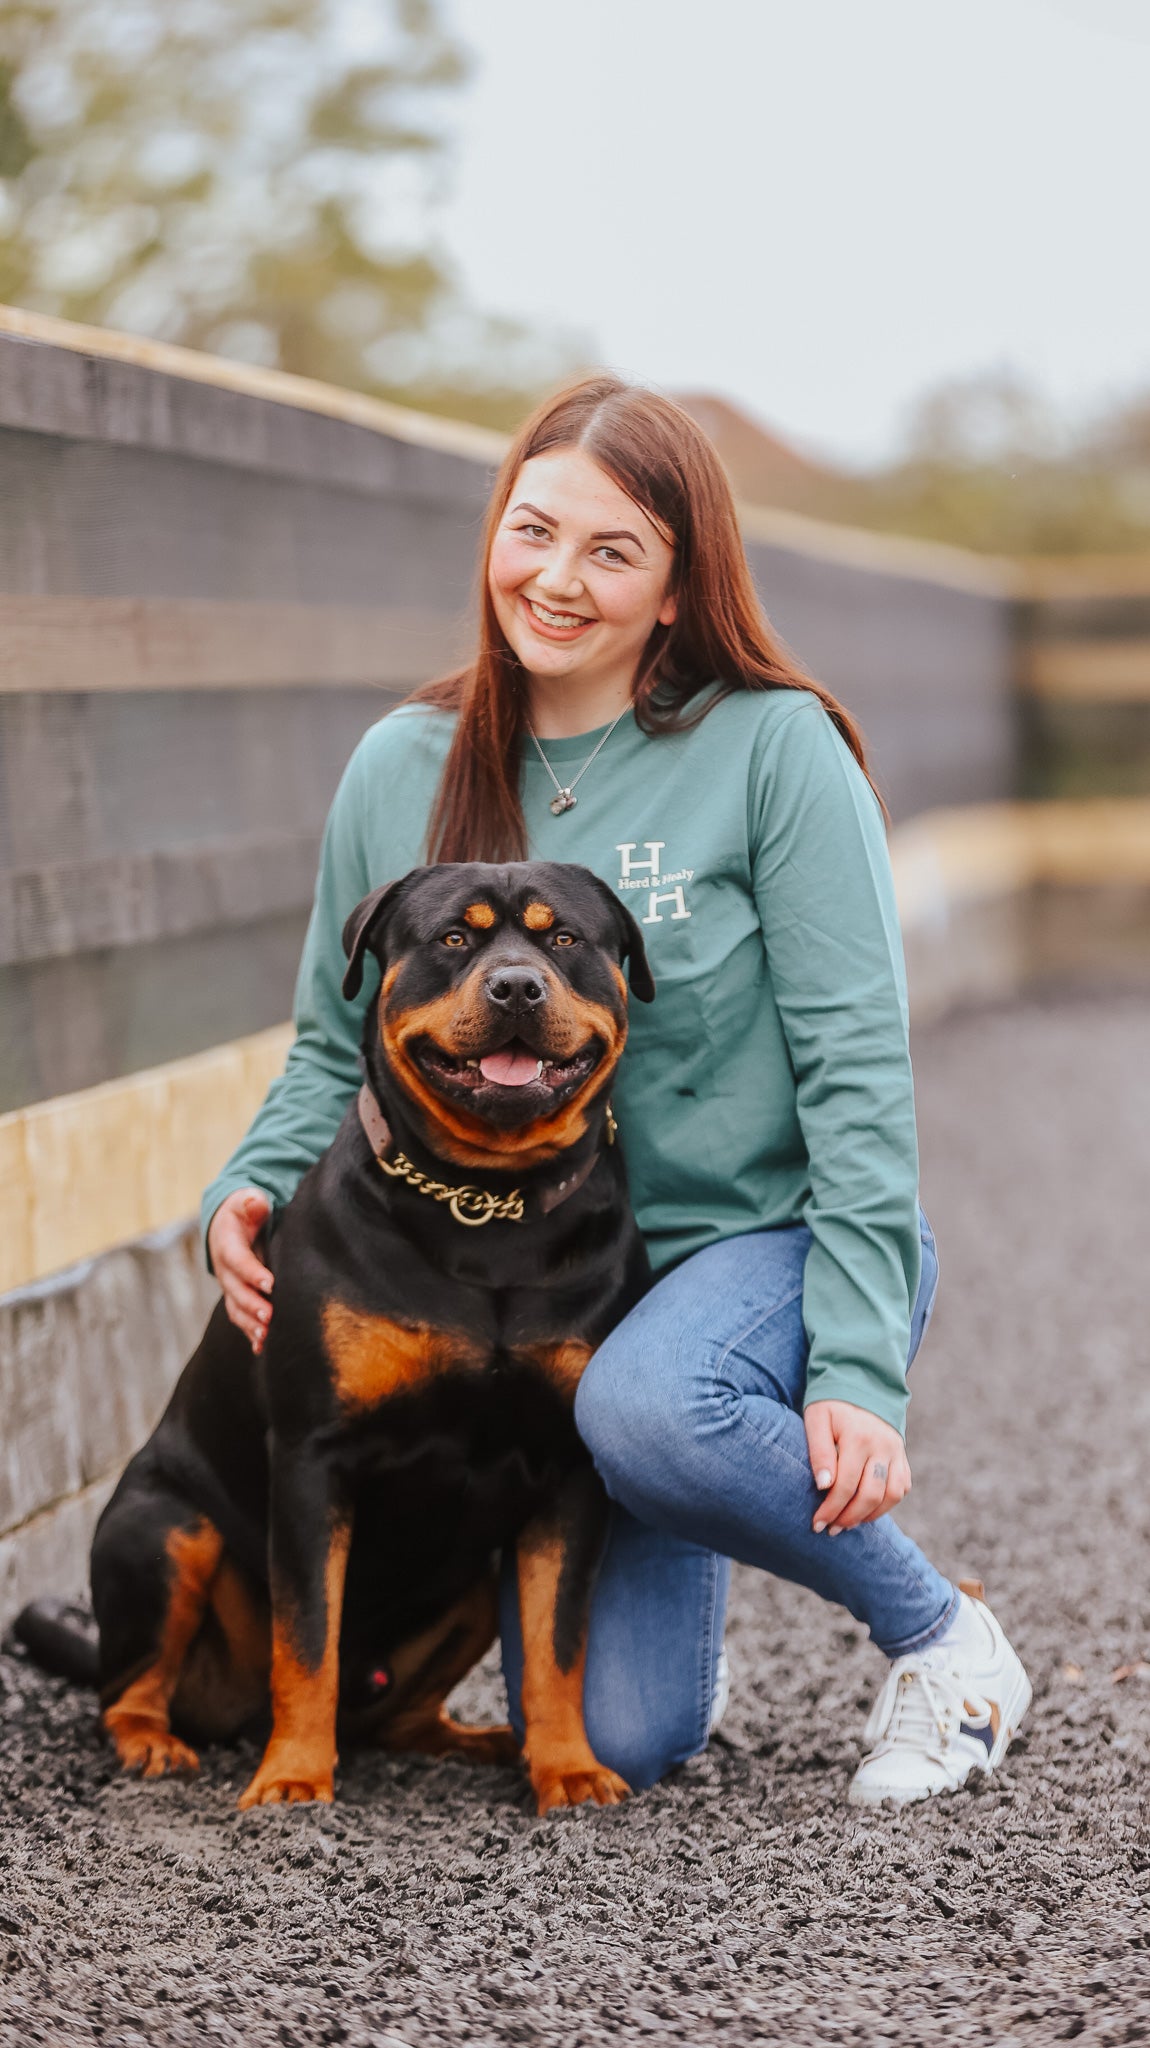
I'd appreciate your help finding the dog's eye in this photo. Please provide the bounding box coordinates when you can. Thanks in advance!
[552,931,577,948]
[441,930,468,948]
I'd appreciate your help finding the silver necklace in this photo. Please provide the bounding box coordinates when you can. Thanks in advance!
[524,705,631,816]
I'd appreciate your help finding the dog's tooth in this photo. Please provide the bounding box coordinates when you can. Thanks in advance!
[466,1059,479,1069]
[535,1060,544,1078]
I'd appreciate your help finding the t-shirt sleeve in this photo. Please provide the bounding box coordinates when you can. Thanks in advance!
[199,737,377,1256]
[748,697,921,1435]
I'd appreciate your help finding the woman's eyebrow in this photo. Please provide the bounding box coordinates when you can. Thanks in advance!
[509,501,646,553]
[592,528,645,552]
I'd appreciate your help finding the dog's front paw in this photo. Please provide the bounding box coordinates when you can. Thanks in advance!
[237,1743,335,1809]
[531,1760,630,1813]
[108,1717,200,1780]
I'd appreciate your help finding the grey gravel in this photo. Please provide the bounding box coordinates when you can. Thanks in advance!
[2,991,1149,2047]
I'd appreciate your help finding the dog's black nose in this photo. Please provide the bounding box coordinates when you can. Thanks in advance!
[486,966,546,1009]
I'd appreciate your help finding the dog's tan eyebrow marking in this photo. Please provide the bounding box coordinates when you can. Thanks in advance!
[523,902,554,930]
[463,902,497,929]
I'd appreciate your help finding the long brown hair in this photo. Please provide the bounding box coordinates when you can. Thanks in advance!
[414,375,879,862]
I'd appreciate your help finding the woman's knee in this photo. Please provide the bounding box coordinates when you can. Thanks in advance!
[581,1554,730,1792]
[574,1337,696,1515]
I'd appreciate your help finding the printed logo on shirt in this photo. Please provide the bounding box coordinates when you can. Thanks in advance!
[615,840,693,925]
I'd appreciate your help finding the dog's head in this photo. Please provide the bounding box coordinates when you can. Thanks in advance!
[342,862,654,1167]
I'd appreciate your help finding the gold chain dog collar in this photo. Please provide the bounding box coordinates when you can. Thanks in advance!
[375,1149,525,1228]
[356,1082,608,1226]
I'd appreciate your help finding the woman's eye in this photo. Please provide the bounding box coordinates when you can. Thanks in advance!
[442,930,467,948]
[596,545,626,564]
[517,523,550,540]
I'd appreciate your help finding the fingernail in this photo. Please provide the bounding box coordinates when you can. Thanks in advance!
[815,1469,832,1490]
[829,1527,842,1538]
[813,1520,825,1534]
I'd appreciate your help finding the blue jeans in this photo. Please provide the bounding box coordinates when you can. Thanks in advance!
[500,1214,952,1791]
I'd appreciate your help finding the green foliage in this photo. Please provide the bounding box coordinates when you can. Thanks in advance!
[0,0,580,421]
[694,371,1150,560]
[862,370,1150,558]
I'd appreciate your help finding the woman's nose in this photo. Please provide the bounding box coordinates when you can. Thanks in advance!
[535,546,583,598]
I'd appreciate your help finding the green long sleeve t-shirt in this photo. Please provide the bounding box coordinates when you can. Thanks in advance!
[201,686,922,1434]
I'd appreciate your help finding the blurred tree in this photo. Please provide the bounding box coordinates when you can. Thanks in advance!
[0,0,581,427]
[862,367,1150,557]
[682,369,1150,559]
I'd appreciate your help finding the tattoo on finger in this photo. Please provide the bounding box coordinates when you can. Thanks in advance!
[872,1461,888,1483]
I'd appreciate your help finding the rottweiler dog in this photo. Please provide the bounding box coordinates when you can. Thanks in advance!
[17,861,655,1814]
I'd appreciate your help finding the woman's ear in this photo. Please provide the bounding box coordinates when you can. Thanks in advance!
[657,588,678,628]
[341,879,406,1000]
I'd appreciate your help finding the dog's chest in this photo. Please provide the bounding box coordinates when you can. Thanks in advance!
[321,1300,591,1414]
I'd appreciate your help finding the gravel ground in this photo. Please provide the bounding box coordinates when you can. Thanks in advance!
[2,991,1150,2048]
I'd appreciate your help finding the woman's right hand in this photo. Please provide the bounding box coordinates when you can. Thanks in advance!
[208,1189,274,1355]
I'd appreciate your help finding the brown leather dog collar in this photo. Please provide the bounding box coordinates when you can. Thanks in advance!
[357,1083,604,1227]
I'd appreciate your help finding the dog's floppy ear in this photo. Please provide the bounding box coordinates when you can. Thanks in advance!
[585,874,656,1004]
[341,878,407,1000]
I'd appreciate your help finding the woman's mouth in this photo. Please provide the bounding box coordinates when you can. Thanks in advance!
[521,596,595,639]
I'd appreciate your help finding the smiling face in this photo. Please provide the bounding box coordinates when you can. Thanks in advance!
[486,447,678,715]
[354,863,651,1169]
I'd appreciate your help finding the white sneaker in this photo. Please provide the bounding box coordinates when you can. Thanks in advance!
[848,1586,1031,1808]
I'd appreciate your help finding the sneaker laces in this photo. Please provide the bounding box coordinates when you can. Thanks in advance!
[863,1656,992,1758]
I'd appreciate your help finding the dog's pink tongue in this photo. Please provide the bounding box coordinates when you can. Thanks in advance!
[480,1047,541,1087]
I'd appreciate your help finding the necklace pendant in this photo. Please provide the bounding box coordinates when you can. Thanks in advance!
[550,789,577,816]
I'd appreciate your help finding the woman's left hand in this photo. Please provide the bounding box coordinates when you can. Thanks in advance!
[804,1400,911,1534]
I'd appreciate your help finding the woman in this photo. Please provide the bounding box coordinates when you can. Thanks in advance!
[204,376,1030,1806]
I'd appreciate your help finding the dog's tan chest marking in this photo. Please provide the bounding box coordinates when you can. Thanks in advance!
[515,1339,593,1399]
[322,1302,485,1410]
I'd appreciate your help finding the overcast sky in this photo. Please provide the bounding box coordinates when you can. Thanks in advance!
[439,0,1150,467]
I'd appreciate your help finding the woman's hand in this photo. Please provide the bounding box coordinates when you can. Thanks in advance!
[804,1400,910,1534]
[208,1189,274,1355]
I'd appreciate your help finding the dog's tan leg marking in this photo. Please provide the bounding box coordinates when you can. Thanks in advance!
[516,1530,629,1814]
[170,1556,271,1741]
[237,1519,351,1809]
[103,1520,224,1779]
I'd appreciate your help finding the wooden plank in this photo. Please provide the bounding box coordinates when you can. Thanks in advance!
[0,1116,32,1291]
[892,797,1150,926]
[1,1022,293,1293]
[741,501,1017,597]
[0,831,323,967]
[1023,639,1150,701]
[1021,554,1150,599]
[0,303,507,465]
[0,594,468,692]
